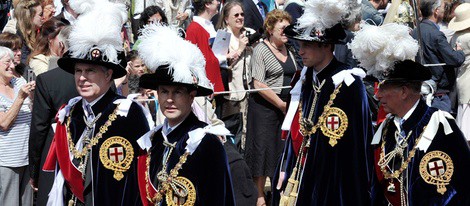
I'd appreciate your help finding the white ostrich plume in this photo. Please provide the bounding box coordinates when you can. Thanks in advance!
[348,23,419,79]
[67,1,127,65]
[137,24,211,89]
[297,0,359,32]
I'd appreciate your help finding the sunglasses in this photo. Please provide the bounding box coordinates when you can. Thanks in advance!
[233,12,244,18]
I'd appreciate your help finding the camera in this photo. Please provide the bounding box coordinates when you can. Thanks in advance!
[27,68,36,82]
[246,28,263,46]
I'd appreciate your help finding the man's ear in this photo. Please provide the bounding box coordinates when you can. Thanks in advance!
[189,90,197,100]
[59,41,66,56]
[106,69,113,81]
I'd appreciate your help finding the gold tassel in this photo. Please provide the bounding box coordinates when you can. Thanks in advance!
[279,168,297,206]
[68,199,74,206]
[279,196,289,206]
[287,180,299,206]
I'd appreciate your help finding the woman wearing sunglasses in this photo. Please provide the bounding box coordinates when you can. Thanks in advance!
[215,1,255,146]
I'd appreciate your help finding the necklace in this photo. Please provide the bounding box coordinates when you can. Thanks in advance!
[145,140,196,205]
[299,80,325,137]
[268,39,283,52]
[378,122,425,179]
[66,105,118,160]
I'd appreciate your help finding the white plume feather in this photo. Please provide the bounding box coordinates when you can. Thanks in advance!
[69,0,104,15]
[67,1,127,64]
[137,24,211,90]
[297,0,359,32]
[348,23,419,79]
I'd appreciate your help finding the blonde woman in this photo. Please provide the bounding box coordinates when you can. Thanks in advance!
[14,0,44,64]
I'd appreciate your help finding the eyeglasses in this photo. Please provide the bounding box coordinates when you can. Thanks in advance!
[233,13,244,18]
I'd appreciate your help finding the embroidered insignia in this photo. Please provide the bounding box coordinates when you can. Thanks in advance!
[320,107,348,147]
[165,176,196,206]
[91,48,101,59]
[419,150,454,195]
[99,136,134,181]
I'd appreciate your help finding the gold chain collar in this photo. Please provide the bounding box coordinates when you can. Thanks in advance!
[378,120,426,179]
[145,142,196,205]
[299,82,342,138]
[66,105,119,160]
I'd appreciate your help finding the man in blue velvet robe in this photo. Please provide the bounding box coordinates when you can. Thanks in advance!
[272,22,375,205]
[134,24,235,206]
[371,60,470,205]
[42,3,151,205]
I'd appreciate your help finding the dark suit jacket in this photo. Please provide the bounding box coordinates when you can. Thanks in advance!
[335,29,358,68]
[29,67,78,206]
[412,19,465,92]
[242,0,267,32]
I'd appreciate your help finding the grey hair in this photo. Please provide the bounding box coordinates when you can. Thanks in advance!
[57,26,72,50]
[0,46,14,60]
[420,0,442,18]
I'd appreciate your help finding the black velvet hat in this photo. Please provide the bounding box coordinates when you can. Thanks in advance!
[138,65,213,96]
[284,23,347,44]
[382,60,432,83]
[58,49,127,79]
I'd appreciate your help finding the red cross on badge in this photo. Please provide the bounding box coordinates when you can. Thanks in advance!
[315,30,323,37]
[109,147,124,163]
[91,49,101,58]
[428,160,445,176]
[326,116,340,130]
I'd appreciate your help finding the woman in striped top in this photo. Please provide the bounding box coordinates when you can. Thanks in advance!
[0,46,35,205]
[245,10,298,206]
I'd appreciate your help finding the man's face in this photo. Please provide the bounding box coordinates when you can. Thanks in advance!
[157,85,196,126]
[74,63,113,102]
[298,41,330,70]
[206,0,220,16]
[378,0,388,10]
[435,1,446,23]
[375,83,403,116]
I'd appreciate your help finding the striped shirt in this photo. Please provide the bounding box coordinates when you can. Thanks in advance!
[0,78,31,167]
[251,42,296,94]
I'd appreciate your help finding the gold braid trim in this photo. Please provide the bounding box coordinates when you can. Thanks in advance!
[66,105,119,160]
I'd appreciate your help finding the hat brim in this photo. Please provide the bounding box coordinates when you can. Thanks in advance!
[57,57,127,79]
[448,17,470,32]
[383,60,432,82]
[139,71,213,97]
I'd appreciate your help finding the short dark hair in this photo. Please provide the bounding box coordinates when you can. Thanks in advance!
[420,0,442,18]
[193,0,214,16]
[126,50,140,62]
[139,5,168,28]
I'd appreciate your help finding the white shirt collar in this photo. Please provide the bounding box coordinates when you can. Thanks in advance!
[162,119,183,136]
[81,92,106,116]
[193,16,217,38]
[393,99,420,131]
[252,0,260,4]
[402,99,420,121]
